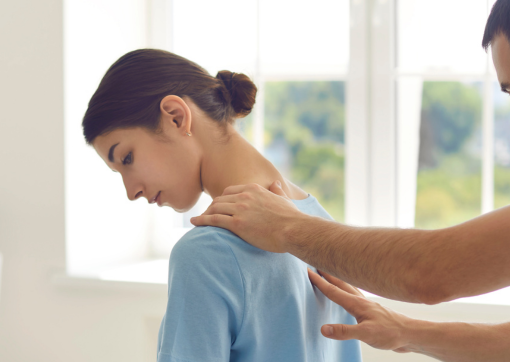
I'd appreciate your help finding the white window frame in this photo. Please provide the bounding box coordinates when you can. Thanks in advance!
[147,0,350,259]
[347,0,510,305]
[346,0,496,229]
[65,0,507,307]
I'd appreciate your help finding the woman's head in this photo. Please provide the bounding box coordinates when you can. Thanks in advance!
[84,49,257,211]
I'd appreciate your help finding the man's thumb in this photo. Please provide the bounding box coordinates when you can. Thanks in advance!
[269,180,289,199]
[321,324,359,341]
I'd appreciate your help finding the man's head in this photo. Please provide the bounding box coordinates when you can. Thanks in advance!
[483,0,510,95]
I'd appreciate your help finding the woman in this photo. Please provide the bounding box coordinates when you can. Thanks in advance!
[83,49,362,362]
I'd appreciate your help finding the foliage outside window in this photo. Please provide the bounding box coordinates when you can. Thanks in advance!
[264,81,346,222]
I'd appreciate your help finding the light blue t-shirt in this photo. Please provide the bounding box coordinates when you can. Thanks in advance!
[157,194,362,362]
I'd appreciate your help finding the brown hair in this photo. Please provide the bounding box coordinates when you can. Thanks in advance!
[82,49,257,144]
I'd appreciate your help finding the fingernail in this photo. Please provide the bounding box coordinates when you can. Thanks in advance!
[324,326,334,336]
[276,180,282,187]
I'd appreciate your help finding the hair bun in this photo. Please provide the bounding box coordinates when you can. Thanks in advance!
[216,70,257,119]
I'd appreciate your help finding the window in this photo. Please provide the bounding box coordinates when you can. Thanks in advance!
[396,0,494,229]
[495,85,510,209]
[415,81,483,229]
[65,0,510,305]
[171,0,349,220]
[64,0,349,277]
[264,81,346,221]
[396,0,510,305]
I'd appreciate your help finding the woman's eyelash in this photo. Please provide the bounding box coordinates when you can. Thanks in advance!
[122,152,132,165]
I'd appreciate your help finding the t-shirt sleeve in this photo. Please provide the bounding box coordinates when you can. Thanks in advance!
[157,227,245,362]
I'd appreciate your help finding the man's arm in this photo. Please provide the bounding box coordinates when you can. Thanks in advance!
[287,206,510,304]
[191,182,510,304]
[308,269,510,362]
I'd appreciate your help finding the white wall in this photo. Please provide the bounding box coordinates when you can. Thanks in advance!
[1,1,509,362]
[0,1,166,361]
[64,0,153,275]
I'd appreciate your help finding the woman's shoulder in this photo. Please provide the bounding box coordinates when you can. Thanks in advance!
[169,226,243,265]
[168,226,245,291]
[176,225,240,249]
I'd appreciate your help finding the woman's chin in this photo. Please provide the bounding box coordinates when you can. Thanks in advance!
[165,192,203,213]
[171,202,196,213]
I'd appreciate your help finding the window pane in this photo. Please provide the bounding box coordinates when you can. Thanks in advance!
[415,82,483,229]
[260,0,349,77]
[494,85,510,209]
[264,81,345,221]
[397,0,489,74]
[173,0,258,75]
[235,113,254,144]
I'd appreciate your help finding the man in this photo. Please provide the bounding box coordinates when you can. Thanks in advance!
[191,1,510,360]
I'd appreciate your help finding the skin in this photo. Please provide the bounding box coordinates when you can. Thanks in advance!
[93,94,308,214]
[308,269,510,362]
[190,33,510,360]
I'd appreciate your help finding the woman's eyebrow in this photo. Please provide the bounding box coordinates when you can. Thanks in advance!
[108,143,120,163]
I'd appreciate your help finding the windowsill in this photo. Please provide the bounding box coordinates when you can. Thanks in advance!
[54,259,510,306]
[52,259,169,294]
[365,287,510,306]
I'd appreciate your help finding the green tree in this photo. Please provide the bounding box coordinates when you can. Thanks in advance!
[416,82,483,229]
[264,81,346,221]
[420,82,482,169]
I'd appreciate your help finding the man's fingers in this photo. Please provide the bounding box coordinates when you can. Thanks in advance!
[321,323,362,341]
[190,214,233,229]
[222,184,251,196]
[268,180,290,199]
[198,202,240,217]
[211,194,241,205]
[308,269,361,316]
[318,270,365,298]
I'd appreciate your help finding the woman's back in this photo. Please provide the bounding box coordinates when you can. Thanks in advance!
[157,194,362,362]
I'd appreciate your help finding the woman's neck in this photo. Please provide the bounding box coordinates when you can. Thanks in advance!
[198,123,308,200]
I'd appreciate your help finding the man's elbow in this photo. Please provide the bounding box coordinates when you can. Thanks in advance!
[407,273,455,305]
[415,288,452,305]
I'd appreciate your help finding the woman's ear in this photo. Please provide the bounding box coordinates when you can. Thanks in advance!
[159,95,192,136]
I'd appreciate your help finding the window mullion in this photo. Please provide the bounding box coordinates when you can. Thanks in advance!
[345,0,371,226]
[369,0,397,226]
[253,0,264,152]
[482,63,495,214]
[346,0,398,227]
[481,0,495,215]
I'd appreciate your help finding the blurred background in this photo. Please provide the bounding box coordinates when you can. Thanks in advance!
[1,0,510,361]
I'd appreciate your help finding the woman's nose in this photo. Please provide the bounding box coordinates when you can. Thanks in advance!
[122,176,144,201]
[129,190,143,201]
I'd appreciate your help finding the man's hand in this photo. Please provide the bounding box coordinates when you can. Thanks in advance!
[307,268,414,352]
[190,181,304,253]
[308,268,510,362]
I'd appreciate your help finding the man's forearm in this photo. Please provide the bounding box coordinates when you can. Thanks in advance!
[403,320,510,362]
[283,205,510,304]
[283,214,435,302]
